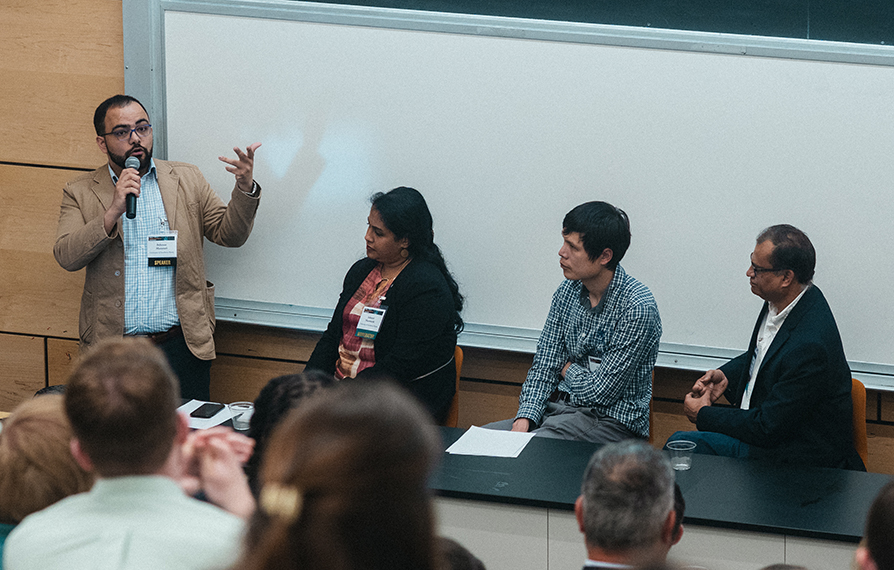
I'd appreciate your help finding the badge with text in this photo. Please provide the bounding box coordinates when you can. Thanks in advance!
[147,232,178,267]
[588,355,602,373]
[355,305,388,339]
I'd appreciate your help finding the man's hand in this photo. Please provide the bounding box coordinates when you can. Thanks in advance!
[511,418,532,432]
[219,142,262,194]
[179,427,256,518]
[683,369,728,424]
[103,168,141,234]
[683,390,713,424]
[560,362,571,378]
[691,369,729,403]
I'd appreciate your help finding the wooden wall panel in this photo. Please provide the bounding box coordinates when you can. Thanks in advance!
[653,367,701,401]
[461,347,530,384]
[214,321,319,361]
[0,334,46,411]
[47,338,81,386]
[0,0,124,168]
[456,380,520,428]
[210,355,304,404]
[0,165,84,337]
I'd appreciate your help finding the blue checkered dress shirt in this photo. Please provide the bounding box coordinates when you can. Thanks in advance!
[517,265,661,437]
[111,160,180,334]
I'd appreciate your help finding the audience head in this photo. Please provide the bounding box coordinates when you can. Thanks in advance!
[245,370,334,494]
[856,480,894,570]
[240,380,441,570]
[0,395,93,524]
[576,440,676,565]
[759,565,809,570]
[64,337,181,478]
[562,201,631,269]
[755,224,815,285]
[370,186,464,332]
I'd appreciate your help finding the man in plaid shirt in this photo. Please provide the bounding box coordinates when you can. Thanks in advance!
[486,201,661,442]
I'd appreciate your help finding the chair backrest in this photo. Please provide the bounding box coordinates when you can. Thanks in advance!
[443,346,463,428]
[852,378,868,467]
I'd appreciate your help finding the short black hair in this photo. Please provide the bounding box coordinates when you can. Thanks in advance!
[756,224,815,284]
[562,201,631,270]
[93,95,148,136]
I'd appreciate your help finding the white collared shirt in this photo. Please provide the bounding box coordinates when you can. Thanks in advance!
[741,284,811,409]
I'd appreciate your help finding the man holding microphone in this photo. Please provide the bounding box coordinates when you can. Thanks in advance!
[54,95,262,400]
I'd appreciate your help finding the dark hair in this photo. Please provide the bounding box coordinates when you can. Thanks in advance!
[371,187,464,333]
[562,201,631,270]
[864,480,894,570]
[245,370,334,496]
[580,440,674,551]
[93,95,148,136]
[64,338,179,477]
[756,224,815,284]
[240,380,441,570]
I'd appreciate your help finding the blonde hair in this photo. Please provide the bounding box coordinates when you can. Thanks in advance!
[0,395,93,523]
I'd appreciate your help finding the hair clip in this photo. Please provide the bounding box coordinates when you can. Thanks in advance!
[259,483,303,523]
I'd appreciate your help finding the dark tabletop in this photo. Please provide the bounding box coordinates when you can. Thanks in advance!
[431,427,893,543]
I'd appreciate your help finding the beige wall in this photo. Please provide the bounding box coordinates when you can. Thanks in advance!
[2,0,892,474]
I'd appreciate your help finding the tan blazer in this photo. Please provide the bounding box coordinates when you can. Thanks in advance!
[54,160,260,360]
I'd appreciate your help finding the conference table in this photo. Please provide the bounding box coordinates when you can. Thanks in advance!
[430,427,892,570]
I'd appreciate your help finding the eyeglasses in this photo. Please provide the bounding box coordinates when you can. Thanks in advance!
[101,124,152,142]
[749,255,780,275]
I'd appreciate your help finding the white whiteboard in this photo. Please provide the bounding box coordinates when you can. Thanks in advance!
[161,8,894,382]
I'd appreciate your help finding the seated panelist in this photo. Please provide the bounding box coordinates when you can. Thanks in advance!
[305,187,463,423]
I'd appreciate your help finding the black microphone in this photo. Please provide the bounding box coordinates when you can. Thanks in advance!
[124,156,140,219]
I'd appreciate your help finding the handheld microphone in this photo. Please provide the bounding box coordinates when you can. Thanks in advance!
[124,156,140,219]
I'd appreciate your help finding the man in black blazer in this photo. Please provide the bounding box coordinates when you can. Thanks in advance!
[667,225,864,470]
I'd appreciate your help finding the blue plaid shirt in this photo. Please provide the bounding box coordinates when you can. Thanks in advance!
[517,265,661,437]
[111,160,180,335]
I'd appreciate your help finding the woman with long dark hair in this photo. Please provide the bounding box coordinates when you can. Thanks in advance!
[306,187,463,422]
[237,381,441,570]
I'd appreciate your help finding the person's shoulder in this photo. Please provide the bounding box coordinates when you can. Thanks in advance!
[5,492,87,551]
[157,159,199,171]
[613,266,658,308]
[406,258,445,281]
[65,166,107,189]
[346,257,377,278]
[175,493,245,529]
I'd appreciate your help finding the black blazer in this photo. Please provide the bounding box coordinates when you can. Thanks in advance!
[698,285,864,470]
[306,257,458,422]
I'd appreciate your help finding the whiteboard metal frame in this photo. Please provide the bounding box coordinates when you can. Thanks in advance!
[123,0,894,388]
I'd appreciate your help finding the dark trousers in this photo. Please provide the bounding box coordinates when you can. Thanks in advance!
[159,332,212,401]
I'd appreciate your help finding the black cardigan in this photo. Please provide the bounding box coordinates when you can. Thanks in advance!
[306,257,458,422]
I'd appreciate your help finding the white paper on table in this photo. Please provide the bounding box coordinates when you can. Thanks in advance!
[178,399,233,430]
[445,425,536,458]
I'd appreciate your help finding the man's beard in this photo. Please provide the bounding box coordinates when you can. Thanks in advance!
[109,144,153,172]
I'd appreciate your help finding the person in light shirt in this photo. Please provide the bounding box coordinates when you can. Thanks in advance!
[666,224,864,470]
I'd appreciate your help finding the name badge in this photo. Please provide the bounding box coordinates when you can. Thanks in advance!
[356,305,388,339]
[148,231,178,267]
[588,356,602,373]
